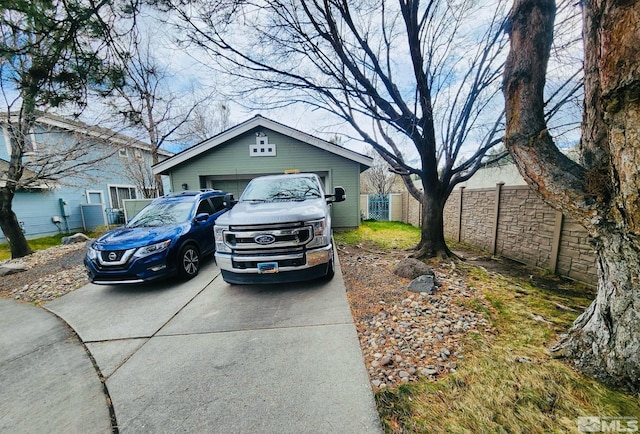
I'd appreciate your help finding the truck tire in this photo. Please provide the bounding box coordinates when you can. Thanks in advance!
[324,258,335,281]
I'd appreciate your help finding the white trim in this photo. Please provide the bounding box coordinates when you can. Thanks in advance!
[85,190,105,204]
[107,184,137,209]
[152,115,373,174]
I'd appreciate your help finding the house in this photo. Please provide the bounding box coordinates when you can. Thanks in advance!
[0,112,172,242]
[153,115,373,228]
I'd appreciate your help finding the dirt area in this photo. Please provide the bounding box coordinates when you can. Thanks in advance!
[335,241,593,389]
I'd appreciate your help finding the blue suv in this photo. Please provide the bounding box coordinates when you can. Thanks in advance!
[85,190,227,284]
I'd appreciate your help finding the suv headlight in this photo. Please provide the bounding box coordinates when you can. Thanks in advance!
[86,245,98,260]
[214,225,231,253]
[306,218,328,248]
[134,240,171,258]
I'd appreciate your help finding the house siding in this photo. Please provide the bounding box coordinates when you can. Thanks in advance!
[168,128,362,228]
[0,119,162,242]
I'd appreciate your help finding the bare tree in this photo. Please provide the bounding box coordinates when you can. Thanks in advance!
[0,0,131,258]
[166,0,579,258]
[361,151,398,195]
[178,101,231,146]
[503,0,639,391]
[107,27,219,195]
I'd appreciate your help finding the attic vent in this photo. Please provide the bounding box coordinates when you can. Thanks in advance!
[250,133,276,157]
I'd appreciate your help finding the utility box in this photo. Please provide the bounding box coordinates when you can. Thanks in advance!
[59,198,71,217]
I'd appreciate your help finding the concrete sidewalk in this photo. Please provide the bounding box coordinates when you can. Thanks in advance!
[0,299,112,433]
[2,258,381,433]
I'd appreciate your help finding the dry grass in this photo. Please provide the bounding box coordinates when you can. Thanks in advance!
[337,222,640,434]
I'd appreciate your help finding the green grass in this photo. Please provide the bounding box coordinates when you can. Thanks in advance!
[0,230,103,261]
[335,220,420,250]
[337,222,640,433]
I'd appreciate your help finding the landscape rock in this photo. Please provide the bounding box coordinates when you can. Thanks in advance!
[62,233,91,245]
[393,258,434,279]
[408,274,440,294]
[0,262,28,276]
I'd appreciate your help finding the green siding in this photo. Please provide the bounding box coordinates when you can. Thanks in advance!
[168,128,362,227]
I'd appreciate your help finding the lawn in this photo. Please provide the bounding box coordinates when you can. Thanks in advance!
[336,221,639,434]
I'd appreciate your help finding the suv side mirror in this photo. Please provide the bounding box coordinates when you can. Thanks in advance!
[223,193,237,209]
[331,186,346,203]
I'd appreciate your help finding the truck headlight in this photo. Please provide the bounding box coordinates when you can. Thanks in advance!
[214,225,232,253]
[306,218,328,248]
[134,240,171,258]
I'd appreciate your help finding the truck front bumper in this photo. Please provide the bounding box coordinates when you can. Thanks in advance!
[215,244,333,284]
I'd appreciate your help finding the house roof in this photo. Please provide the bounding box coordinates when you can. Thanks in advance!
[0,159,58,189]
[1,111,173,157]
[152,114,372,174]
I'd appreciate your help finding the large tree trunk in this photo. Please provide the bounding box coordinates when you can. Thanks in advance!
[552,232,640,390]
[504,0,640,392]
[0,190,33,259]
[413,192,451,259]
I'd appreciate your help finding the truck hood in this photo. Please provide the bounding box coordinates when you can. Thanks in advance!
[216,199,327,226]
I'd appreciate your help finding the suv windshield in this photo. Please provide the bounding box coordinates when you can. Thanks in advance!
[127,201,193,228]
[241,176,322,202]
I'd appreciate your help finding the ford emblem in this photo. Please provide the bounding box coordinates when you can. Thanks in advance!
[108,252,117,261]
[254,234,276,245]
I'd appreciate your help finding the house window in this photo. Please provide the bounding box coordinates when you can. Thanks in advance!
[109,185,137,209]
[3,127,37,155]
[250,133,276,157]
[118,148,128,158]
[134,149,142,159]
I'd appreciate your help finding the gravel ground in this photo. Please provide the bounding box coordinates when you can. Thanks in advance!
[336,244,497,390]
[0,243,89,305]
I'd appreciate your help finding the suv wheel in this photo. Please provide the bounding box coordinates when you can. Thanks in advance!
[178,244,200,279]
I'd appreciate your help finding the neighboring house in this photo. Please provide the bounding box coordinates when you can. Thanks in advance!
[0,112,172,242]
[153,115,373,228]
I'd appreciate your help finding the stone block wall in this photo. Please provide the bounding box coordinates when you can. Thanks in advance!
[438,185,597,286]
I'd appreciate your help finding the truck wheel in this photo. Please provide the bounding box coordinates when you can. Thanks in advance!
[324,258,335,280]
[178,244,200,279]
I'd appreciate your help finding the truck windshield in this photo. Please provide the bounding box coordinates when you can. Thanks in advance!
[241,176,322,202]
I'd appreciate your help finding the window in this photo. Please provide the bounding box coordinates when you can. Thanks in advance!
[109,185,137,209]
[118,148,128,158]
[3,126,37,155]
[196,199,214,215]
[250,133,276,157]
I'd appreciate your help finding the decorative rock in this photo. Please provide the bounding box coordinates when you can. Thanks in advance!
[408,275,440,294]
[393,258,434,279]
[419,368,438,376]
[62,233,90,245]
[0,262,28,276]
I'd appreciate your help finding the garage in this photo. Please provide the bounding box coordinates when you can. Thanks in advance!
[152,115,372,228]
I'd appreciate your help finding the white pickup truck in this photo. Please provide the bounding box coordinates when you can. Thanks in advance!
[213,173,345,284]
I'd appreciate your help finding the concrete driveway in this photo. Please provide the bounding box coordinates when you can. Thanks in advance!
[44,257,381,433]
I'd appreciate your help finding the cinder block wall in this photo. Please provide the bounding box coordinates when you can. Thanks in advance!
[435,185,597,286]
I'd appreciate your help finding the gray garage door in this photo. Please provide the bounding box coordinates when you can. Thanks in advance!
[211,179,251,199]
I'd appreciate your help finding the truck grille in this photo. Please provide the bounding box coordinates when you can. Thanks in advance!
[224,223,312,251]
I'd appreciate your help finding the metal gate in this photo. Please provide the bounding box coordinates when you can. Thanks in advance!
[368,194,390,220]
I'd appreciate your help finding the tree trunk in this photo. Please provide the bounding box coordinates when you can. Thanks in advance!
[551,231,640,391]
[413,191,451,259]
[504,0,640,392]
[0,190,33,258]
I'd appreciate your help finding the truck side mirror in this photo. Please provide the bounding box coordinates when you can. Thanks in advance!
[223,193,237,209]
[332,186,346,203]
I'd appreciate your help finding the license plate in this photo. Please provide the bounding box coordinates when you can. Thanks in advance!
[257,262,279,274]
